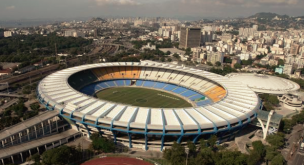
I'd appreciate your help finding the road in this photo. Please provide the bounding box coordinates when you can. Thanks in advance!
[292,153,304,165]
[0,98,18,114]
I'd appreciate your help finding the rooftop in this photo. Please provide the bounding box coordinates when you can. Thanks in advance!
[226,73,300,94]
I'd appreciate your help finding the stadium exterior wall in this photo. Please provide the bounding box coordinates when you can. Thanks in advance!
[36,62,261,151]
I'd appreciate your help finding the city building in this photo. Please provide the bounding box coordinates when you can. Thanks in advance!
[290,43,300,55]
[179,27,201,49]
[207,52,224,65]
[4,31,16,37]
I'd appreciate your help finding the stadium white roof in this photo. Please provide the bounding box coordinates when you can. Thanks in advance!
[38,62,260,131]
[226,73,300,95]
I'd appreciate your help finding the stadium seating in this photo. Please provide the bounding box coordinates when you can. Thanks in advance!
[204,86,227,102]
[78,77,226,106]
[72,66,227,105]
[125,80,131,86]
[115,80,125,86]
[196,99,212,106]
[189,94,205,101]
[181,90,197,98]
[172,87,188,94]
[136,80,144,86]
[124,66,133,78]
[143,81,156,87]
[164,84,177,91]
[132,67,141,79]
[112,67,122,79]
[106,81,116,87]
[154,82,167,89]
[68,70,98,90]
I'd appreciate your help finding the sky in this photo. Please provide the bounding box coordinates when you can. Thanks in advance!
[1,0,304,20]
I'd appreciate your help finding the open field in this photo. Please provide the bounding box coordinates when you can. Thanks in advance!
[95,87,192,108]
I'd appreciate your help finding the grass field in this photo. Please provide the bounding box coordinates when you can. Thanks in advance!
[95,87,192,108]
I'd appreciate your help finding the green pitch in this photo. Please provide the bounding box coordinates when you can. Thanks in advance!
[95,87,192,108]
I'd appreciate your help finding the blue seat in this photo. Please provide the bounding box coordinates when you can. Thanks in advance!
[125,80,131,86]
[172,87,188,94]
[196,99,211,106]
[164,84,177,91]
[106,81,116,87]
[154,82,167,89]
[181,90,197,97]
[98,82,109,88]
[115,80,125,86]
[189,94,205,101]
[143,81,156,87]
[93,84,102,91]
[136,80,143,86]
[80,86,95,95]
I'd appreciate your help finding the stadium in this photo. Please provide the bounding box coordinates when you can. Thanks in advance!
[37,61,261,151]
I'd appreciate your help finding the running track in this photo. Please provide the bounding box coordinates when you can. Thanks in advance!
[82,157,153,165]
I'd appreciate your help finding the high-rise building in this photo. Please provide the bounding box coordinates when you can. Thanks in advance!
[290,44,300,55]
[179,27,201,49]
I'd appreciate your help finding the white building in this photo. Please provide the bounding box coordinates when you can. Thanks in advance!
[141,43,156,50]
[4,31,16,37]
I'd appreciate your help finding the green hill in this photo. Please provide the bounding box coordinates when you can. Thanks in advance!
[248,12,289,19]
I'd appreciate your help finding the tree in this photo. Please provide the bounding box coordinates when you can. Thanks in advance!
[268,95,279,106]
[30,103,40,111]
[266,133,285,149]
[278,59,284,66]
[173,53,180,59]
[234,63,242,69]
[90,133,115,153]
[185,48,191,55]
[265,146,280,162]
[207,62,213,66]
[187,141,196,155]
[215,61,221,67]
[247,150,261,165]
[189,147,213,165]
[252,141,266,158]
[167,58,172,62]
[207,135,218,149]
[214,150,248,165]
[271,154,286,165]
[160,57,165,62]
[166,51,171,55]
[41,146,81,165]
[163,142,186,165]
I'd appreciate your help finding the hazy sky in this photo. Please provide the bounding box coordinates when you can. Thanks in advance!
[1,0,304,20]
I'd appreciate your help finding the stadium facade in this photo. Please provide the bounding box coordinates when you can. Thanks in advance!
[37,61,261,151]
